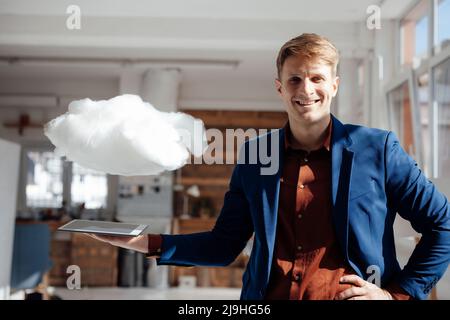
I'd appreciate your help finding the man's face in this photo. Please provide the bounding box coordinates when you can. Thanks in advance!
[275,55,339,125]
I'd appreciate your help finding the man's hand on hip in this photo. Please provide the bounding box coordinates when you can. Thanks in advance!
[335,275,393,300]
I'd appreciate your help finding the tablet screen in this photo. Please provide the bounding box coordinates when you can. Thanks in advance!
[58,219,148,237]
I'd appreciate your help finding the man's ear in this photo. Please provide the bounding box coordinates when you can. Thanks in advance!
[332,76,340,97]
[275,78,282,95]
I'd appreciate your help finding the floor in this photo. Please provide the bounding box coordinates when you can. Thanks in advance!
[11,287,242,300]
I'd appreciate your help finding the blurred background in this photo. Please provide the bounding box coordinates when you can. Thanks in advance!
[0,0,449,300]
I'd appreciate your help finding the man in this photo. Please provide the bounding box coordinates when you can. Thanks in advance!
[90,33,450,300]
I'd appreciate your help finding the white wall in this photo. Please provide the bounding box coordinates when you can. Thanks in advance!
[369,19,398,130]
[336,58,366,125]
[0,138,21,299]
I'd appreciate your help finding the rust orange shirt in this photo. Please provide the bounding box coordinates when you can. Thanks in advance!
[265,119,356,299]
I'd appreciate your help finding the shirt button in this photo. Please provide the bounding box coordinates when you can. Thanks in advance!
[297,245,302,251]
[304,157,308,163]
[294,274,301,282]
[298,214,303,219]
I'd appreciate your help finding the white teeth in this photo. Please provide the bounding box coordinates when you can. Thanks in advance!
[294,100,319,105]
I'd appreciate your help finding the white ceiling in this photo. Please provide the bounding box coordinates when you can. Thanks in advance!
[0,0,416,62]
[0,0,412,21]
[0,0,416,110]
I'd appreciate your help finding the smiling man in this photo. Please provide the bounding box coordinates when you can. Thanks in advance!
[275,35,339,153]
[89,33,450,300]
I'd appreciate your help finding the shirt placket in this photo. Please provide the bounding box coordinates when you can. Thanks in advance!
[289,153,310,300]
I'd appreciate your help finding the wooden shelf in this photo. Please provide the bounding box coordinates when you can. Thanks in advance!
[169,218,249,288]
[46,223,118,287]
[182,110,287,129]
[170,110,278,287]
[180,177,229,187]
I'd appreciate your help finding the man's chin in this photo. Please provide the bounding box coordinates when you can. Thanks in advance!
[291,108,330,124]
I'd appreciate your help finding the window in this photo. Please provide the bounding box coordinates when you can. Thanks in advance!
[71,163,107,209]
[25,151,63,208]
[417,72,431,175]
[394,0,450,177]
[433,57,450,177]
[387,81,417,157]
[23,150,108,210]
[436,0,450,52]
[401,1,429,68]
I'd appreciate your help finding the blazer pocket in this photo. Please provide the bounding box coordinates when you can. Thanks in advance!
[349,179,376,201]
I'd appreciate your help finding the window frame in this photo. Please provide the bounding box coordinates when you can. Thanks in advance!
[18,145,68,212]
[385,68,423,168]
[399,0,431,69]
[392,0,450,178]
[18,145,113,215]
[428,44,450,177]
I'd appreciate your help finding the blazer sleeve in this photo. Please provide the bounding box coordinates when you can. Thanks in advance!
[157,163,254,267]
[385,131,450,299]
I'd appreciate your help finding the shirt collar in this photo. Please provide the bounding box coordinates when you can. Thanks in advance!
[284,118,332,152]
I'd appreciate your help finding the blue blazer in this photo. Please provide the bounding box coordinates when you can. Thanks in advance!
[158,115,450,300]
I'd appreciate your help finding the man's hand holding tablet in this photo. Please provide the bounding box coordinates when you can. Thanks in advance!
[58,219,151,254]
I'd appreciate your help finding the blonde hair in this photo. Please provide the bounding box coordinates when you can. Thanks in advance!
[276,33,339,79]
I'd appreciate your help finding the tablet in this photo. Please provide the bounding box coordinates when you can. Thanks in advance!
[58,219,148,237]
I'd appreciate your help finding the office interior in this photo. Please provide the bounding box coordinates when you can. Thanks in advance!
[0,0,449,300]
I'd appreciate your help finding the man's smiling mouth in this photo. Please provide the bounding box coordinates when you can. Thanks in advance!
[293,99,321,107]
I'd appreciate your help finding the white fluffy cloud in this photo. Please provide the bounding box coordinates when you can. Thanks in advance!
[44,94,207,175]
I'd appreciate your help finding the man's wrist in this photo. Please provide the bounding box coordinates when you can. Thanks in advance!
[146,234,163,257]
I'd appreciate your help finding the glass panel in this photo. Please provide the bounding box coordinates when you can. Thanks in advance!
[436,0,450,52]
[401,1,429,68]
[415,15,428,57]
[26,151,63,208]
[388,82,416,156]
[417,73,430,176]
[71,163,108,209]
[388,86,402,137]
[433,57,450,178]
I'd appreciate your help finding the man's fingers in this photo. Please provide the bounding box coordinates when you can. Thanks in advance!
[335,286,367,300]
[85,233,104,240]
[339,275,367,287]
[84,233,115,242]
[82,233,147,253]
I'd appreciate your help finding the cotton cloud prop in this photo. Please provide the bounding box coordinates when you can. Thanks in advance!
[44,94,208,175]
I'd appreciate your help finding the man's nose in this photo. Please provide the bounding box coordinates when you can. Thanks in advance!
[298,78,314,96]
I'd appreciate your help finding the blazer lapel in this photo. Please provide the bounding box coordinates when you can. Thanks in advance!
[260,128,284,269]
[331,115,354,262]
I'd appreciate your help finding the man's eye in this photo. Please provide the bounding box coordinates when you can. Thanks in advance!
[312,77,323,82]
[289,77,301,83]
